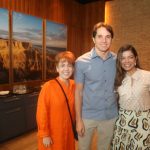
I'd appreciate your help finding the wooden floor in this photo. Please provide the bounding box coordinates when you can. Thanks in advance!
[0,130,97,150]
[0,131,38,150]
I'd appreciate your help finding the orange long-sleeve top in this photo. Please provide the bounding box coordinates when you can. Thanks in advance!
[36,77,75,150]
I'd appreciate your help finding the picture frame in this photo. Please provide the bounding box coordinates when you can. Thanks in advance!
[12,11,43,82]
[0,10,68,86]
[0,8,9,84]
[46,20,67,79]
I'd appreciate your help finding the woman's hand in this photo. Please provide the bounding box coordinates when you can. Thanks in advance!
[43,136,53,147]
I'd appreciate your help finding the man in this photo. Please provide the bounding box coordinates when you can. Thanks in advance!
[74,22,118,150]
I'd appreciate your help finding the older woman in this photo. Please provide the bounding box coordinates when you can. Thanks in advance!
[36,51,76,150]
[111,44,150,149]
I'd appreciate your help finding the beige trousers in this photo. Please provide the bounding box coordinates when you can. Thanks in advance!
[78,118,116,150]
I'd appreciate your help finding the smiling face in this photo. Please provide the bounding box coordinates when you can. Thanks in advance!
[120,50,137,75]
[93,27,112,54]
[56,59,74,81]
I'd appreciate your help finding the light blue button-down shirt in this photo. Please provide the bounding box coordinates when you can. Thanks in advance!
[75,48,118,120]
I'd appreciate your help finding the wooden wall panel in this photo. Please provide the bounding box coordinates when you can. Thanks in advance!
[83,1,105,28]
[82,1,105,52]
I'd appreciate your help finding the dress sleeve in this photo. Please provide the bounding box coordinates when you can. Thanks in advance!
[36,83,50,137]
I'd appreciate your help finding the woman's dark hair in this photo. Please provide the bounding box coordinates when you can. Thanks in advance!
[92,22,114,38]
[115,44,140,89]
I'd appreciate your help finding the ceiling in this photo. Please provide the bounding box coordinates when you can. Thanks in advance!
[75,0,112,4]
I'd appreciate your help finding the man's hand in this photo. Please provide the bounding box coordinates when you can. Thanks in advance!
[76,119,85,137]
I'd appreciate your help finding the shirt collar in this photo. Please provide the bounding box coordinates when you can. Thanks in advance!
[90,47,113,59]
[125,68,141,81]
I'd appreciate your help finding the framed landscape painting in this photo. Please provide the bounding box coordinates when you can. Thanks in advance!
[0,8,9,84]
[46,21,67,79]
[12,11,43,82]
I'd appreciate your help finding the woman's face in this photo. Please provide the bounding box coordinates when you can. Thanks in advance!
[56,59,74,81]
[120,50,137,74]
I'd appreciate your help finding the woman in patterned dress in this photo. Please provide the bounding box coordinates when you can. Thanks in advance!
[111,44,150,149]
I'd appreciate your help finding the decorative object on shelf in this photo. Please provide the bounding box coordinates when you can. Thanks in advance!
[0,90,10,95]
[13,84,27,94]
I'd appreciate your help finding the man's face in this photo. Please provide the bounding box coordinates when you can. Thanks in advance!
[93,27,112,53]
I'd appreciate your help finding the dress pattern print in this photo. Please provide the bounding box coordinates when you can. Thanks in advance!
[111,108,150,150]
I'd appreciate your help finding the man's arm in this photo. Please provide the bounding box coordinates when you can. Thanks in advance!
[75,83,85,137]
